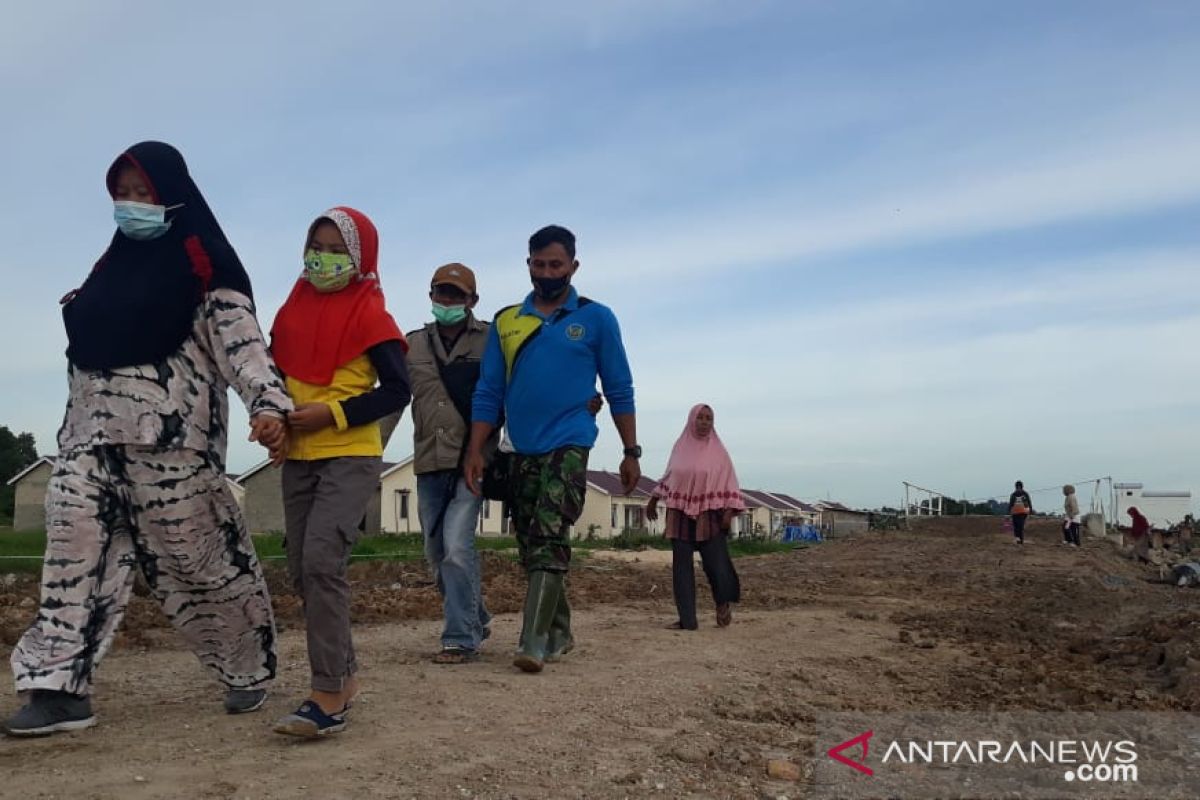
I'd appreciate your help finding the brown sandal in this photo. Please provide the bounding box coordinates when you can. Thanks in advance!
[716,603,732,627]
[433,646,479,664]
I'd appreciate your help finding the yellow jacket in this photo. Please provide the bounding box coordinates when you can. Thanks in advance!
[286,354,383,460]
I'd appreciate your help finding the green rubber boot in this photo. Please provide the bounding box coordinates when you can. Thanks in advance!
[513,570,563,673]
[544,588,574,663]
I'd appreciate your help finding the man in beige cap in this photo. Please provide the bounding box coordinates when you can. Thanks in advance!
[406,263,497,663]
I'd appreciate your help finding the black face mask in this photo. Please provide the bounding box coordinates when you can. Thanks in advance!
[532,275,571,300]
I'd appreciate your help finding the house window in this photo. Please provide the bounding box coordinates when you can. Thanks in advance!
[625,505,645,531]
[611,503,618,528]
[400,492,409,520]
[483,500,490,519]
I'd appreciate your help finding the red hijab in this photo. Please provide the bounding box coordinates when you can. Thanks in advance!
[270,207,405,385]
[653,404,746,517]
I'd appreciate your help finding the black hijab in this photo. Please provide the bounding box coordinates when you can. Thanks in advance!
[63,141,253,370]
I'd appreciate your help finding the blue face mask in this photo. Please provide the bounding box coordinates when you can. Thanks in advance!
[114,200,178,241]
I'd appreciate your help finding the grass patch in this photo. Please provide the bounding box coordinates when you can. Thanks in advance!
[253,532,434,563]
[0,530,803,576]
[0,530,51,574]
[0,531,438,571]
[575,530,806,558]
[727,538,808,557]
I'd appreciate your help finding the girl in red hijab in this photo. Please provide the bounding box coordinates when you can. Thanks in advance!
[646,404,746,630]
[269,207,410,738]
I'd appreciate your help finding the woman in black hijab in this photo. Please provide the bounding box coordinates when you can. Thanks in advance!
[3,142,292,738]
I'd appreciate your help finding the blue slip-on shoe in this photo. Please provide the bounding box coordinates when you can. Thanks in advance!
[272,701,346,738]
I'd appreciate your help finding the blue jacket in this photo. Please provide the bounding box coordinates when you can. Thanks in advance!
[472,288,635,455]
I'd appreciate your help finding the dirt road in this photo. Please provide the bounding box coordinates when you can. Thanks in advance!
[0,517,1195,798]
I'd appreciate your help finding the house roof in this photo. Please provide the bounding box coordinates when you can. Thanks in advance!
[817,500,869,514]
[739,491,764,508]
[379,456,415,479]
[5,456,54,487]
[585,470,655,498]
[741,489,798,510]
[763,491,818,513]
[235,459,274,485]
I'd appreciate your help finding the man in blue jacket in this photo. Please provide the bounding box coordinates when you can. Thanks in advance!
[465,224,640,673]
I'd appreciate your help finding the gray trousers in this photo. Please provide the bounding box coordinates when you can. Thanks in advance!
[282,456,380,692]
[12,446,276,695]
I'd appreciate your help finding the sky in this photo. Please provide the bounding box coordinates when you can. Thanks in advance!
[2,1,1198,514]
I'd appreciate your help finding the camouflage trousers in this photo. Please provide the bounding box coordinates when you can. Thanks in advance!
[510,446,589,574]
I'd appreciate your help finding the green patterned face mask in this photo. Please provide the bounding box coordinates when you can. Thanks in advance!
[304,249,355,292]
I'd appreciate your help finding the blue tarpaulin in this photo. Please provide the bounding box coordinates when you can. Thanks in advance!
[783,524,822,543]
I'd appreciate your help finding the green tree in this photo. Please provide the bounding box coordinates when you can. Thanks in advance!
[0,426,39,521]
[942,497,1000,516]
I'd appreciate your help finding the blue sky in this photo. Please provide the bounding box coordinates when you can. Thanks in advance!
[3,1,1199,513]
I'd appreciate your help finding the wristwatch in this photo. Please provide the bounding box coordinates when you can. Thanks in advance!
[623,445,642,459]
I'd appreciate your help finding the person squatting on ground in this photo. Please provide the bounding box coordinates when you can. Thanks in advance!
[465,224,639,674]
[4,142,290,737]
[1009,480,1033,544]
[645,404,744,630]
[1061,484,1081,547]
[268,207,410,737]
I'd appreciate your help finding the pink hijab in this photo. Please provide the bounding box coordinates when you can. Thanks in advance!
[653,404,746,517]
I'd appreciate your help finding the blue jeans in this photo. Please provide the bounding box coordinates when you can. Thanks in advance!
[417,472,491,650]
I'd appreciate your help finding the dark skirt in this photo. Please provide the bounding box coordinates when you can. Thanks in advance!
[664,508,725,542]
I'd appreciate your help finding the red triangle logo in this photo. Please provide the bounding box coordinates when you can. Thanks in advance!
[827,730,874,776]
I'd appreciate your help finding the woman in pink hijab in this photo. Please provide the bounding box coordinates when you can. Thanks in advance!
[646,404,745,629]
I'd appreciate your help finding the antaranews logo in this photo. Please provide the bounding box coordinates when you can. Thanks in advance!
[825,730,1138,785]
[826,730,874,776]
[817,711,1193,799]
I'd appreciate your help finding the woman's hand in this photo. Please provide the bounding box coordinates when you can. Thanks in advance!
[721,508,734,531]
[266,437,289,467]
[646,496,659,521]
[249,413,289,466]
[288,403,336,432]
[249,413,286,447]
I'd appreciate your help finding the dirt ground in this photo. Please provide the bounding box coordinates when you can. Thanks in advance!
[0,517,1196,799]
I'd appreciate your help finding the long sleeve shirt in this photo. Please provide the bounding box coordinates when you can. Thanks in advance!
[472,288,635,455]
[284,339,411,461]
[57,288,292,471]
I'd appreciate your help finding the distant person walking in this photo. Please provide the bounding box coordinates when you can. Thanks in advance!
[1009,480,1033,544]
[645,404,745,630]
[1061,485,1081,547]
